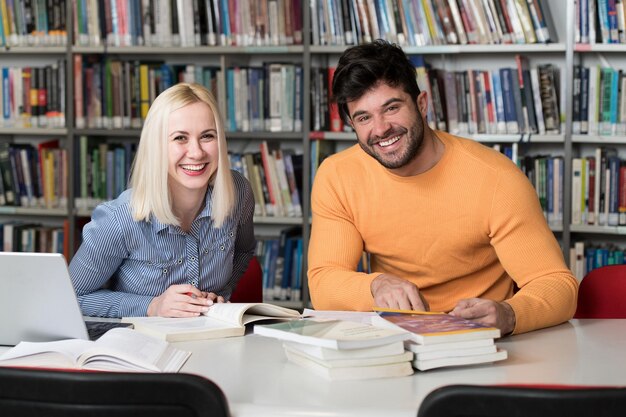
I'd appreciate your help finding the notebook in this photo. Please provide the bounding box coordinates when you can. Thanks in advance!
[0,252,129,346]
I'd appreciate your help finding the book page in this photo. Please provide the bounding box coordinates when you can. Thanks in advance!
[84,327,169,369]
[0,339,94,363]
[303,308,377,324]
[204,303,258,326]
[0,338,94,367]
[123,316,237,331]
[205,303,300,326]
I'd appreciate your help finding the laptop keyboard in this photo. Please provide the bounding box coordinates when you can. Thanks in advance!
[86,321,134,341]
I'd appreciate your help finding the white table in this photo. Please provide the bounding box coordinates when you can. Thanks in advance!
[174,319,626,417]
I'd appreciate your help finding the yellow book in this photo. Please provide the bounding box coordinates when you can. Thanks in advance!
[139,64,150,119]
[0,0,12,46]
[513,0,537,43]
[44,149,55,207]
[420,0,442,44]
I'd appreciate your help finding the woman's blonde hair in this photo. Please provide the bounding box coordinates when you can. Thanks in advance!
[129,83,234,228]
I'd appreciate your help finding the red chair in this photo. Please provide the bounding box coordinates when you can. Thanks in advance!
[575,265,626,318]
[230,257,263,303]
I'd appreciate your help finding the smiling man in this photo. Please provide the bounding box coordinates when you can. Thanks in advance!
[307,40,578,335]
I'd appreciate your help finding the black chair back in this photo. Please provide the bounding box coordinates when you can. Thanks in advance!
[0,367,229,417]
[418,384,626,417]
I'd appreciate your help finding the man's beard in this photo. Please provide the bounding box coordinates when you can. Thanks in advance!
[359,120,424,170]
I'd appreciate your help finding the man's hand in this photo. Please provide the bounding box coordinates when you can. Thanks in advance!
[371,274,429,311]
[147,284,224,317]
[449,298,516,335]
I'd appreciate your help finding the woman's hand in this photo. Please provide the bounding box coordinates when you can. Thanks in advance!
[147,284,224,317]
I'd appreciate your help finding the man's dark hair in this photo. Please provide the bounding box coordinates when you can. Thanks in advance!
[331,39,421,123]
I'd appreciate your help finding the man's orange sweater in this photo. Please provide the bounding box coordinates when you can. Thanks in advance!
[308,132,578,334]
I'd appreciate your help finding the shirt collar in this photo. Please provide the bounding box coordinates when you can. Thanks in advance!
[150,187,214,234]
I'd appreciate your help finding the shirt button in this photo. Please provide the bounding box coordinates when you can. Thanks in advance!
[191,280,198,286]
[229,231,234,237]
[190,256,196,262]
[162,268,168,274]
[219,245,225,251]
[177,259,182,264]
[204,249,209,254]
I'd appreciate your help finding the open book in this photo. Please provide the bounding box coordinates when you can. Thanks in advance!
[122,302,302,342]
[0,327,190,372]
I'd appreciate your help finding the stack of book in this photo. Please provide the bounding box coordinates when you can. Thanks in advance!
[254,319,414,381]
[371,308,507,371]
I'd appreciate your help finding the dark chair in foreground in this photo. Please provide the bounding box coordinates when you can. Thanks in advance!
[230,256,263,303]
[575,264,626,318]
[417,384,626,417]
[0,367,229,417]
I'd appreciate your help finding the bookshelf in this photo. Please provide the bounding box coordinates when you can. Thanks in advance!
[0,0,624,308]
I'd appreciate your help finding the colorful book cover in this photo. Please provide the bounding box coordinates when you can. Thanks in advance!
[372,308,500,345]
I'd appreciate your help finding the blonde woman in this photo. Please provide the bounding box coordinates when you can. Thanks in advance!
[70,83,255,318]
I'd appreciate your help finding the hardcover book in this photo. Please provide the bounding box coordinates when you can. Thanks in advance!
[285,342,413,381]
[371,308,501,345]
[254,319,412,349]
[283,339,406,361]
[284,346,414,380]
[413,348,507,371]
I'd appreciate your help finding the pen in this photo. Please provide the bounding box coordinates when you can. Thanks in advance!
[373,307,447,315]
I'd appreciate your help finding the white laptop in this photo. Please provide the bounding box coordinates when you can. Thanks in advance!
[0,252,127,346]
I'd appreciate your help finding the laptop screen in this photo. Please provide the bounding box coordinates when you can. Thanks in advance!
[0,252,90,346]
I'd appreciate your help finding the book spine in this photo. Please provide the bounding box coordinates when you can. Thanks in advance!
[500,67,519,134]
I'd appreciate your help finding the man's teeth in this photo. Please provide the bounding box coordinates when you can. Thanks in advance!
[182,164,206,171]
[378,136,400,147]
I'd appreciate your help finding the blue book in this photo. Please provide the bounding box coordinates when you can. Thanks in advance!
[491,71,506,134]
[608,156,620,226]
[2,68,10,122]
[132,0,143,45]
[292,237,303,301]
[578,0,589,43]
[401,0,417,45]
[126,0,136,45]
[375,0,391,39]
[230,153,244,176]
[499,68,519,134]
[596,248,609,267]
[607,0,619,42]
[585,247,595,273]
[598,0,611,43]
[280,237,296,300]
[219,0,230,45]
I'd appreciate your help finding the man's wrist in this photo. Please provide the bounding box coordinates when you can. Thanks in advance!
[500,301,516,335]
[370,273,386,296]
